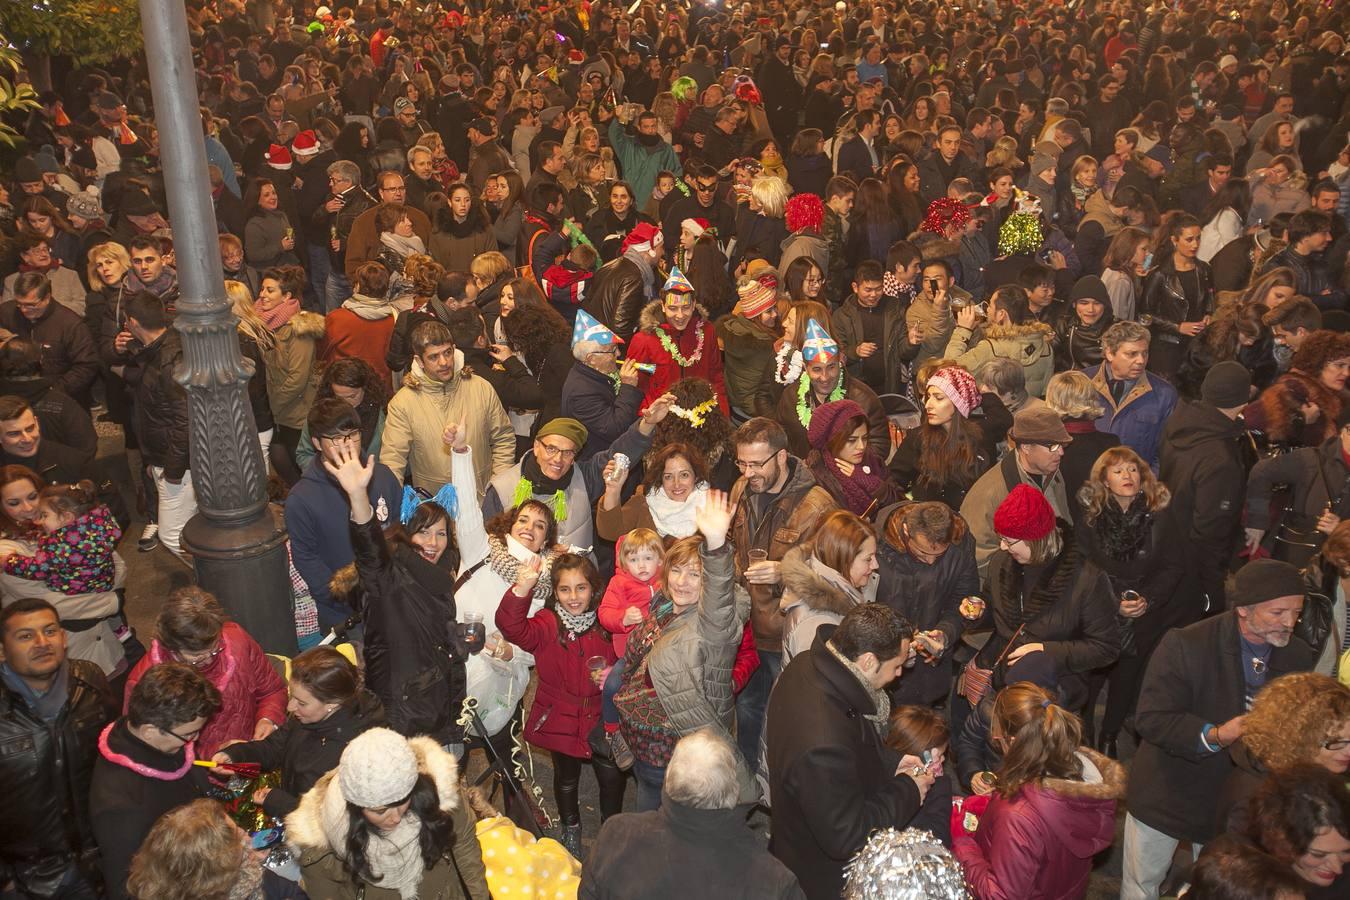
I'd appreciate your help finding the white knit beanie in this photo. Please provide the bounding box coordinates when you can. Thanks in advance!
[338,728,419,808]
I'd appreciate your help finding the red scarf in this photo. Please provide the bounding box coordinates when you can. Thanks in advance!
[825,450,888,517]
[19,258,62,274]
[258,296,302,332]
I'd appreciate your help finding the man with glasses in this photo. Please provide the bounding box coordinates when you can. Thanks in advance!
[343,170,432,281]
[380,320,515,500]
[89,662,221,900]
[286,398,402,630]
[0,598,117,900]
[560,310,644,458]
[1123,559,1320,900]
[315,159,375,310]
[662,162,735,251]
[0,271,99,408]
[728,416,837,771]
[960,406,1072,577]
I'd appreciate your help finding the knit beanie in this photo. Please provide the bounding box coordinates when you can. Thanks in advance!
[338,728,419,808]
[1200,360,1252,410]
[926,367,981,418]
[806,399,867,452]
[1228,558,1306,608]
[1070,275,1110,307]
[992,484,1057,542]
[536,417,589,451]
[736,274,777,319]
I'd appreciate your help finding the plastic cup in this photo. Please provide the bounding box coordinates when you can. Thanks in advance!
[748,549,769,565]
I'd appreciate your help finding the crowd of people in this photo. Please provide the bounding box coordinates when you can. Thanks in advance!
[4,0,1350,897]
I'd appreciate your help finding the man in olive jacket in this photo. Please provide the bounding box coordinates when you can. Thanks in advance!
[767,605,931,900]
[729,417,837,771]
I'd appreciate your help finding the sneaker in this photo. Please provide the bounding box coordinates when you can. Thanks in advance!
[607,729,634,770]
[138,523,160,552]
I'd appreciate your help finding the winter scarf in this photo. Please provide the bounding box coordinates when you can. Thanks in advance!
[825,451,888,518]
[18,258,63,274]
[485,534,554,607]
[623,246,657,299]
[1092,494,1153,562]
[378,230,427,260]
[824,638,890,734]
[342,291,402,320]
[644,483,710,538]
[556,606,598,636]
[126,265,178,298]
[319,786,425,900]
[258,295,302,331]
[1,659,69,721]
[517,451,574,523]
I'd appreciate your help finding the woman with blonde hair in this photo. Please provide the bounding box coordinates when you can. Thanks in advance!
[224,280,276,463]
[1234,265,1298,310]
[952,682,1126,899]
[1075,445,1183,757]
[730,174,790,271]
[1045,370,1120,515]
[127,800,265,900]
[1217,673,1350,831]
[985,135,1024,170]
[469,249,513,319]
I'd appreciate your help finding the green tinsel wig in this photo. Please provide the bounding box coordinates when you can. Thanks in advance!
[998,212,1044,257]
[672,76,698,103]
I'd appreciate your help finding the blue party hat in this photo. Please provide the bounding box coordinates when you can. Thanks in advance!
[801,318,839,364]
[572,309,623,348]
[663,265,694,294]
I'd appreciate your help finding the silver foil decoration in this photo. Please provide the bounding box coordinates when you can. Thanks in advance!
[843,828,969,899]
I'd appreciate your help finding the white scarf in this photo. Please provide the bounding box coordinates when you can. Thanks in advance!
[379,230,427,259]
[644,482,710,538]
[319,777,425,899]
[342,292,405,320]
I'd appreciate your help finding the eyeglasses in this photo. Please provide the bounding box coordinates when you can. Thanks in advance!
[1323,738,1350,751]
[164,724,203,744]
[537,443,577,461]
[735,454,777,472]
[173,644,223,668]
[322,429,362,445]
[1025,442,1066,454]
[998,536,1026,551]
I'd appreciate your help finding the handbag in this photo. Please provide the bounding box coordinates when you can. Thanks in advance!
[1272,457,1350,567]
[956,657,995,705]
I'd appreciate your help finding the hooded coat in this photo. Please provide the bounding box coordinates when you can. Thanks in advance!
[221,690,387,819]
[321,297,399,389]
[778,546,865,663]
[378,353,515,498]
[627,300,730,416]
[285,736,490,900]
[952,749,1127,900]
[716,312,778,414]
[264,310,327,429]
[944,320,1056,399]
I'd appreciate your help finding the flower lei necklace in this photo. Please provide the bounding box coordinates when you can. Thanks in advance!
[797,370,845,428]
[670,397,717,427]
[774,344,803,384]
[657,320,705,367]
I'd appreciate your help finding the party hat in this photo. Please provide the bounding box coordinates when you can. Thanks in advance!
[663,266,694,294]
[801,318,838,364]
[572,309,622,348]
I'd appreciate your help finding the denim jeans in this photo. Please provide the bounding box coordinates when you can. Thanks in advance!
[633,758,667,812]
[324,269,352,312]
[735,649,783,774]
[305,244,332,312]
[601,658,626,725]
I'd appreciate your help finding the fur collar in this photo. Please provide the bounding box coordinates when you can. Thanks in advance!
[401,352,472,393]
[779,544,862,617]
[637,298,712,335]
[982,320,1055,342]
[287,310,328,340]
[993,533,1084,635]
[285,735,460,854]
[1039,748,1128,801]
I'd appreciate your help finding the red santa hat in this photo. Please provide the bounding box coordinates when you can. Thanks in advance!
[621,222,663,254]
[265,143,293,170]
[292,130,320,156]
[681,217,711,238]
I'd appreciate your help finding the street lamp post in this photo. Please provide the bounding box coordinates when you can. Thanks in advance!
[137,0,296,654]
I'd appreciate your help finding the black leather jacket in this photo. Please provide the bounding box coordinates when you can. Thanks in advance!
[1053,309,1115,371]
[1141,256,1215,336]
[0,660,117,896]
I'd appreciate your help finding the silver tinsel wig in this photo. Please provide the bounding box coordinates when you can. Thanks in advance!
[842,828,969,899]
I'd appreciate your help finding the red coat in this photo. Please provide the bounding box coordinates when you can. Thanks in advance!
[495,586,616,759]
[952,749,1125,900]
[321,307,396,392]
[123,622,288,759]
[597,535,660,657]
[626,301,730,415]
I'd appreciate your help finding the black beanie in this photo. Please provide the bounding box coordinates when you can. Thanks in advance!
[1200,361,1252,410]
[1227,558,1305,608]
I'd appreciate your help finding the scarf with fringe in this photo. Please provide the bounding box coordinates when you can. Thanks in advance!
[486,534,554,606]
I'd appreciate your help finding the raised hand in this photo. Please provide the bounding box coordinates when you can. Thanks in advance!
[642,392,678,426]
[514,555,543,595]
[619,357,641,386]
[441,421,468,451]
[695,489,735,551]
[322,443,374,498]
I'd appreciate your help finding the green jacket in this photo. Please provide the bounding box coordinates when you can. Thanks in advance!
[608,119,683,212]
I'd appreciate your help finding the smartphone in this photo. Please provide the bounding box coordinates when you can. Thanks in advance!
[820,42,829,48]
[1142,251,1154,269]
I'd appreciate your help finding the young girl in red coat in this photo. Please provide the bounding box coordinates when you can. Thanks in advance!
[625,276,730,416]
[495,551,625,858]
[952,682,1126,900]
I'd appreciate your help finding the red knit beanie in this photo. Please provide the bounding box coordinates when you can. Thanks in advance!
[993,484,1056,542]
[806,399,867,453]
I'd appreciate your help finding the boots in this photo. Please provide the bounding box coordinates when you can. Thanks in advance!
[1095,731,1119,760]
[559,823,582,859]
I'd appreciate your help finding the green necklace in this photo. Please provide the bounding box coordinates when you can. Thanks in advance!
[797,372,845,428]
[607,371,622,396]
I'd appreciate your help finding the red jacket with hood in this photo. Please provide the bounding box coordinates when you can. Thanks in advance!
[597,533,661,657]
[952,748,1126,900]
[626,299,730,416]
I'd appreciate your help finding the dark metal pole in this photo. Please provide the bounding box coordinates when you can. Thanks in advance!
[138,0,296,654]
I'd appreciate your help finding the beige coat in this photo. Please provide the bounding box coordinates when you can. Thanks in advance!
[264,311,326,429]
[379,352,515,498]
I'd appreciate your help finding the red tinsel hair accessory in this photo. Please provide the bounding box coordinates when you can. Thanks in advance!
[785,193,825,233]
[921,197,971,234]
[734,76,762,106]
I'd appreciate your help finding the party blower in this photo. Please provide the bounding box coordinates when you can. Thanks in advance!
[193,759,263,778]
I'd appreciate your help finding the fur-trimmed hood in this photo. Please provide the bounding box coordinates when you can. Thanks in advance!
[400,351,472,393]
[638,298,712,335]
[778,544,863,617]
[981,320,1055,343]
[912,233,961,262]
[282,310,327,341]
[285,735,461,855]
[1040,749,1128,802]
[1019,748,1127,860]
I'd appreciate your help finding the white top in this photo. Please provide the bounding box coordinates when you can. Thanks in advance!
[1198,207,1242,263]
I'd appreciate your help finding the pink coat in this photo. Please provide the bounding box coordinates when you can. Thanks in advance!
[123,622,288,758]
[952,749,1125,900]
[495,586,616,759]
[597,553,660,657]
